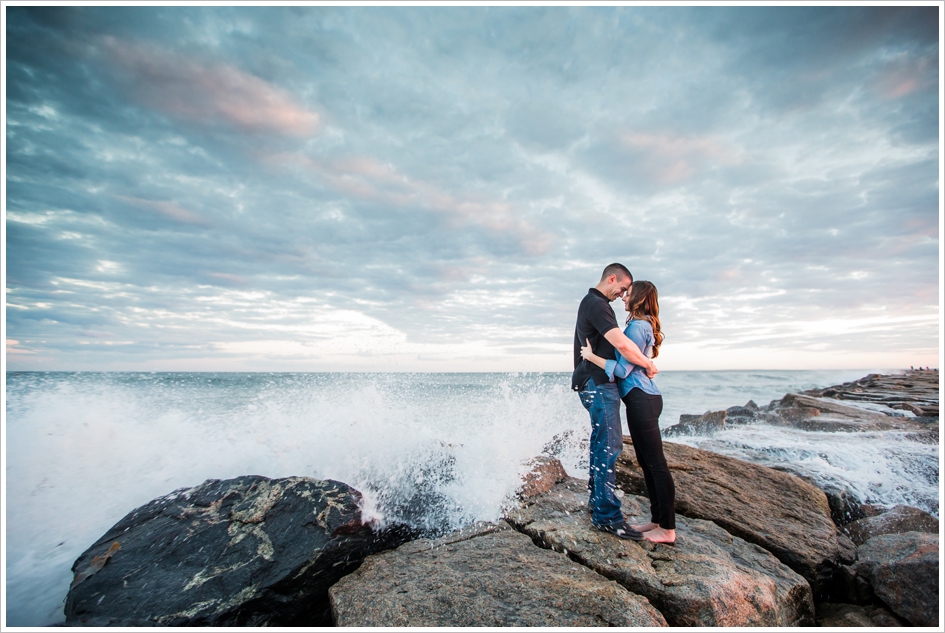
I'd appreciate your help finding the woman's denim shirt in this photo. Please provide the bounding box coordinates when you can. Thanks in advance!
[604,319,661,398]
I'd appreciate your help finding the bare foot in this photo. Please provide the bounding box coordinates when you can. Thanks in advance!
[630,521,659,533]
[643,527,676,544]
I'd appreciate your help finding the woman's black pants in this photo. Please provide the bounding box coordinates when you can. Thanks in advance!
[622,388,675,530]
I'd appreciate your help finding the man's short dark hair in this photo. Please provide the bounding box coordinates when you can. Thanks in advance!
[600,263,632,283]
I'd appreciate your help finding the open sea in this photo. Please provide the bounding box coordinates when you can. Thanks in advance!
[4,369,940,626]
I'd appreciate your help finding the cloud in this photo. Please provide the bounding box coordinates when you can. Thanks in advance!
[99,36,320,136]
[114,195,210,226]
[618,132,739,185]
[265,151,555,256]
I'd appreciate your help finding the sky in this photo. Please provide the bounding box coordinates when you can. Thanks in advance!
[3,3,942,372]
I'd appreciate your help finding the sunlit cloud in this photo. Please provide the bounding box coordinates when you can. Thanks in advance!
[619,132,740,184]
[99,37,320,136]
[266,151,555,255]
[114,195,210,226]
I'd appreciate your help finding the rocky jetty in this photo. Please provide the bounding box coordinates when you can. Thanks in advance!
[811,370,939,418]
[61,371,938,627]
[665,369,939,437]
[63,475,407,627]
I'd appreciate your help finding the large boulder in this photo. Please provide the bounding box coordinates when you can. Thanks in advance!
[329,521,667,627]
[842,505,939,546]
[615,439,848,595]
[64,476,401,626]
[505,477,814,627]
[854,532,939,627]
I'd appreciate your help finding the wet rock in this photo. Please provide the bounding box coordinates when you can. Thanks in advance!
[843,505,939,546]
[663,410,727,436]
[518,456,569,499]
[815,602,908,627]
[854,532,939,627]
[816,482,876,527]
[725,404,757,423]
[807,370,939,419]
[830,563,876,605]
[904,427,939,444]
[505,478,814,627]
[615,440,843,595]
[766,393,923,432]
[329,521,667,627]
[51,618,164,627]
[64,476,403,627]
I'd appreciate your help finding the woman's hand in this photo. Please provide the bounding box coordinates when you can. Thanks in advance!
[580,338,606,369]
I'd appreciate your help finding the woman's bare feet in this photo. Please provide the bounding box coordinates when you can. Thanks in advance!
[643,527,676,544]
[629,521,659,533]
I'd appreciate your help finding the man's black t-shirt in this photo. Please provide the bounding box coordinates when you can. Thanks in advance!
[571,288,620,391]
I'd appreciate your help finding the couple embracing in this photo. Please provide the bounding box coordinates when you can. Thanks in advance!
[571,263,675,545]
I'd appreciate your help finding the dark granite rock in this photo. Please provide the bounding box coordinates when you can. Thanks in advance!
[725,404,757,423]
[854,532,939,626]
[51,617,164,627]
[820,483,873,526]
[815,602,909,627]
[505,477,814,627]
[64,475,403,626]
[830,563,876,605]
[616,439,844,596]
[329,521,667,627]
[843,505,939,546]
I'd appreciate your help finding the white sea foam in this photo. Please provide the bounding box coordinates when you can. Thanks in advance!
[3,369,936,626]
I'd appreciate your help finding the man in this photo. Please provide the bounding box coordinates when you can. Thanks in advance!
[572,263,658,539]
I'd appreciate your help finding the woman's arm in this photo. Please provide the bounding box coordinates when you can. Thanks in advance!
[580,338,608,370]
[603,328,657,378]
[617,321,653,375]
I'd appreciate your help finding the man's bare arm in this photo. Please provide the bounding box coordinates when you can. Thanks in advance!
[603,328,658,378]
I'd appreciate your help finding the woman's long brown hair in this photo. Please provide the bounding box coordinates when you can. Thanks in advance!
[625,280,663,358]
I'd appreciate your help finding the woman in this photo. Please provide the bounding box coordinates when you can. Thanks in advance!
[581,280,675,545]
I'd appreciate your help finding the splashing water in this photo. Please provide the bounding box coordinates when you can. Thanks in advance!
[4,369,936,625]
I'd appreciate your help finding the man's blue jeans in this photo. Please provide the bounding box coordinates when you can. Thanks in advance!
[578,378,624,526]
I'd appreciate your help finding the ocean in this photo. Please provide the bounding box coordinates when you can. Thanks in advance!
[4,369,939,626]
